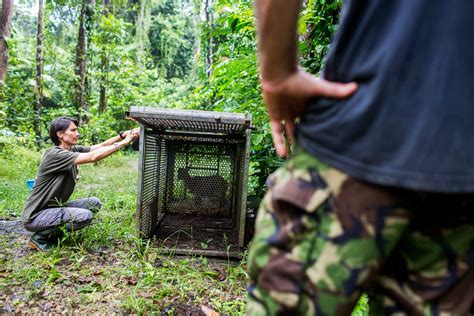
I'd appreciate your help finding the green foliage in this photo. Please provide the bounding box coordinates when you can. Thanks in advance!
[1,29,37,135]
[2,0,194,143]
[353,294,370,316]
[148,1,195,79]
[0,135,42,219]
[2,0,342,197]
[300,0,343,73]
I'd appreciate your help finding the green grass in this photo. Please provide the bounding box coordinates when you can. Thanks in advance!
[0,145,42,219]
[0,145,247,314]
[0,144,369,315]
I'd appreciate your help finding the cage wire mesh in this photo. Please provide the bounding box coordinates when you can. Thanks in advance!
[166,141,235,218]
[129,107,251,257]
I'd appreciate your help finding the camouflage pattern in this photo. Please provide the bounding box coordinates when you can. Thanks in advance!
[246,148,474,315]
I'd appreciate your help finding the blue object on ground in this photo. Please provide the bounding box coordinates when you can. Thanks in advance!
[27,179,35,191]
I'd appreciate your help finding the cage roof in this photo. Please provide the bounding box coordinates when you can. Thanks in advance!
[127,106,252,134]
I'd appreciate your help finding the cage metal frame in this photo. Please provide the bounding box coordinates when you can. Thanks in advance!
[127,106,252,257]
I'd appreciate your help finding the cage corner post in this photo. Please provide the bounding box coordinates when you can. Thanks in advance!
[136,124,147,238]
[237,124,252,255]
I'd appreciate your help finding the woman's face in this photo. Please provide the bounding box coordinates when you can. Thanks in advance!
[57,122,80,147]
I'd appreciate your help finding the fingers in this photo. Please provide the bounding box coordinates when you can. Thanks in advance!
[123,128,140,138]
[270,119,298,158]
[268,70,358,99]
[270,120,287,157]
[270,120,295,158]
[312,78,358,98]
[262,70,357,157]
[285,120,295,143]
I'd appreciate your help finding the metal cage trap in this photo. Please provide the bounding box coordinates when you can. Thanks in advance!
[127,106,252,258]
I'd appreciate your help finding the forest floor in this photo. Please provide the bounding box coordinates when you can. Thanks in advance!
[0,150,248,314]
[0,146,369,315]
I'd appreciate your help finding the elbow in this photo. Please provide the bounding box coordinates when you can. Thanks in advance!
[89,153,101,163]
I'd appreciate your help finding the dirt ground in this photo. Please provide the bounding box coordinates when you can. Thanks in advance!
[0,221,42,313]
[0,220,246,315]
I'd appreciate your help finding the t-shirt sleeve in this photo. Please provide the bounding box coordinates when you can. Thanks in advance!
[40,148,80,174]
[72,145,91,153]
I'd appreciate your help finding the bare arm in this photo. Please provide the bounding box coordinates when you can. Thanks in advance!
[254,0,300,83]
[254,0,358,157]
[75,133,138,165]
[90,128,140,151]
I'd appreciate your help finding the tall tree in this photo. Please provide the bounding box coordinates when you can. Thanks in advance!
[33,0,44,142]
[203,0,213,76]
[135,0,148,65]
[75,0,95,123]
[192,0,201,74]
[98,0,109,114]
[0,0,14,93]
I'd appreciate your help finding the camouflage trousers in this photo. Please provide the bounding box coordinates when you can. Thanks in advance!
[246,149,474,316]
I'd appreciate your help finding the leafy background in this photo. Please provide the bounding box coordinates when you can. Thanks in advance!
[0,0,371,314]
[1,0,343,198]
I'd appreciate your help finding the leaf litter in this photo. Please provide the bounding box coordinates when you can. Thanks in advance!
[0,225,247,314]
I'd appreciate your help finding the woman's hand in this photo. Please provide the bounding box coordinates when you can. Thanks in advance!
[122,128,140,138]
[121,131,139,146]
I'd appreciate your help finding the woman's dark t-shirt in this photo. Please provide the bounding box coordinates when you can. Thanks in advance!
[297,0,474,192]
[22,145,91,223]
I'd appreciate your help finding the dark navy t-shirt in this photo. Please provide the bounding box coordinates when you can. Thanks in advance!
[297,0,474,193]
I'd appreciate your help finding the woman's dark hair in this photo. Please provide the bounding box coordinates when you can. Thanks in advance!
[49,117,79,145]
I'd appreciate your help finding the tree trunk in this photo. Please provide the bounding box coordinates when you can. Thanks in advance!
[0,0,14,95]
[192,0,201,79]
[102,0,109,14]
[34,0,44,143]
[135,0,147,65]
[204,0,213,77]
[75,0,95,123]
[98,0,109,114]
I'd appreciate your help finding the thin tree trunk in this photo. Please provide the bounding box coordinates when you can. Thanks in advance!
[204,0,213,77]
[75,1,88,120]
[75,0,95,123]
[34,0,44,143]
[102,0,109,14]
[135,0,147,65]
[192,0,201,79]
[0,0,14,96]
[98,0,109,114]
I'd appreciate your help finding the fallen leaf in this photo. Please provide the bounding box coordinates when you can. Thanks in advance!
[92,269,103,276]
[201,305,220,316]
[39,289,49,298]
[124,277,137,285]
[43,302,52,311]
[138,291,153,298]
[3,303,13,313]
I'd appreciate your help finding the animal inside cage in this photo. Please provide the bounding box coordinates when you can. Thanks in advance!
[127,106,252,258]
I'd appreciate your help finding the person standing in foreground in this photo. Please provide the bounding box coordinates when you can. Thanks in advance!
[22,117,139,252]
[247,1,474,315]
